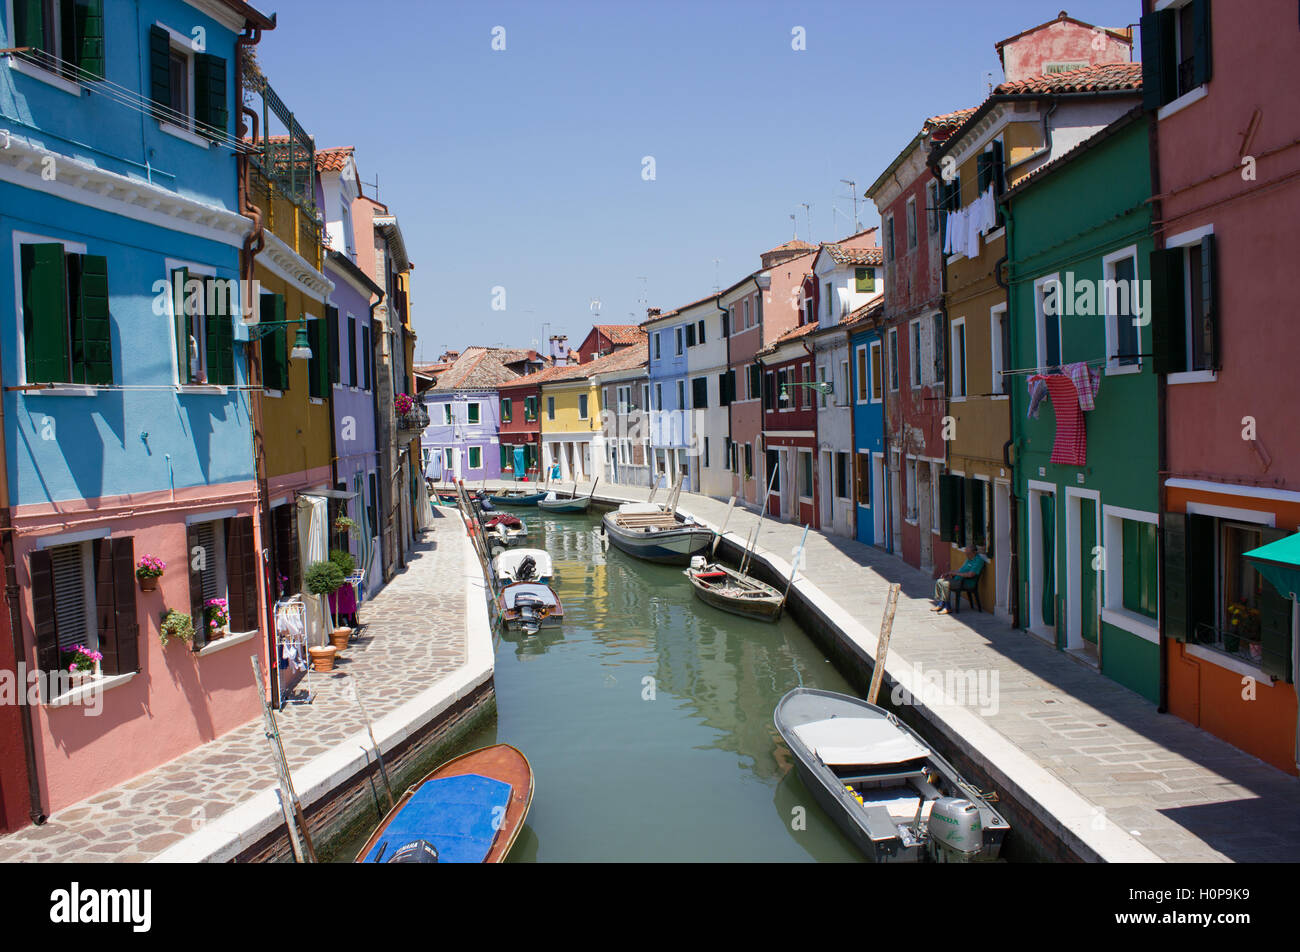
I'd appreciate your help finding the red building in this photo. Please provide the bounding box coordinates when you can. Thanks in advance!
[497,375,544,479]
[759,322,820,526]
[575,324,645,363]
[866,108,974,579]
[0,582,34,831]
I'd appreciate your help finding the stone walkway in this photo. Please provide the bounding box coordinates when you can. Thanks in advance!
[0,513,467,863]
[499,477,1300,863]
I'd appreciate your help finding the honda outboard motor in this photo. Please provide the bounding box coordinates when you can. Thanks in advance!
[516,556,537,582]
[386,839,440,863]
[928,797,985,862]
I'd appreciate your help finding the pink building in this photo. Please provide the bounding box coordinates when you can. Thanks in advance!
[1146,0,1300,775]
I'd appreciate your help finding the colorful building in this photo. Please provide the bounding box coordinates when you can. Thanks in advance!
[644,298,710,489]
[849,304,889,546]
[595,352,651,488]
[758,322,820,526]
[1143,0,1299,773]
[575,324,643,364]
[928,22,1142,618]
[868,109,973,575]
[1004,107,1159,700]
[0,0,274,814]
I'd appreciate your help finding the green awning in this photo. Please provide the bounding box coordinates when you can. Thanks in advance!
[1245,532,1300,600]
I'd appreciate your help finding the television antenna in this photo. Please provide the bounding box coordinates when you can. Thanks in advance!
[840,179,861,231]
[801,203,813,244]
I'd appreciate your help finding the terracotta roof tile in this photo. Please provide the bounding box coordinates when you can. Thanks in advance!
[993,62,1143,96]
[592,324,647,346]
[924,107,978,132]
[431,347,523,391]
[315,146,354,173]
[824,245,884,267]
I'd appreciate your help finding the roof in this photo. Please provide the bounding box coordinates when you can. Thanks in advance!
[766,239,816,254]
[315,146,354,174]
[993,13,1133,60]
[764,321,821,351]
[836,296,886,332]
[924,107,979,132]
[590,325,646,346]
[866,109,977,199]
[639,290,722,327]
[1002,105,1146,200]
[585,341,649,377]
[430,347,523,391]
[993,62,1143,96]
[217,0,275,30]
[823,245,884,267]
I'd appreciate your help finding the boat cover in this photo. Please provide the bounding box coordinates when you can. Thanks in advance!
[792,716,930,766]
[618,503,663,514]
[362,774,512,863]
[503,582,557,610]
[494,549,554,581]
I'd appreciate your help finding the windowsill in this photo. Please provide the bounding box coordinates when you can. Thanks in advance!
[23,384,98,396]
[990,394,1009,401]
[45,671,136,707]
[179,384,229,395]
[798,496,812,504]
[309,397,324,405]
[1101,606,1159,644]
[946,253,966,265]
[1105,362,1142,376]
[984,226,1005,243]
[158,121,212,149]
[1185,642,1274,682]
[951,395,967,402]
[1168,369,1216,385]
[905,517,919,526]
[1157,84,1209,121]
[263,389,283,398]
[7,56,85,96]
[196,628,258,657]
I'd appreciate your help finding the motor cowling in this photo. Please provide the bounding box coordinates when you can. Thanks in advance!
[689,556,707,571]
[928,797,984,862]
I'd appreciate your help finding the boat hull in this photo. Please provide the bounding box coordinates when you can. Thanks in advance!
[356,744,533,863]
[489,492,546,506]
[685,565,784,621]
[603,515,714,565]
[537,498,591,514]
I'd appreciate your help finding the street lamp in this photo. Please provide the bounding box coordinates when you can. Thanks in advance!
[247,318,314,361]
[779,381,833,403]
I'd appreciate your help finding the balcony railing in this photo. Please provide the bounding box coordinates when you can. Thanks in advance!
[398,407,430,432]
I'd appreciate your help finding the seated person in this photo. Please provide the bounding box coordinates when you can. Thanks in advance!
[932,544,985,613]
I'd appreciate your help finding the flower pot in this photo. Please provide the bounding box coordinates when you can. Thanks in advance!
[308,646,337,672]
[138,575,159,592]
[1248,641,1263,663]
[330,627,351,651]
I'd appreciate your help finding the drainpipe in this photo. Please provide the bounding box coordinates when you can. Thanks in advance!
[993,202,1019,627]
[369,290,385,582]
[1,512,44,825]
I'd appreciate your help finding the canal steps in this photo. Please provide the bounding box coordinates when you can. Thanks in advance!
[500,478,1300,863]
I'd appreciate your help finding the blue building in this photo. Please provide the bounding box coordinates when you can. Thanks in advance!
[0,0,276,814]
[644,296,713,489]
[849,307,889,547]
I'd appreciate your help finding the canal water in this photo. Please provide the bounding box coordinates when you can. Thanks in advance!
[335,509,865,862]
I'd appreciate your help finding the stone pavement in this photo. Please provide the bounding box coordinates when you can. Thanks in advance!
[504,477,1300,862]
[0,513,467,863]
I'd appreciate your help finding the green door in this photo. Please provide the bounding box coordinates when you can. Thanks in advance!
[1080,498,1099,645]
[1041,493,1055,626]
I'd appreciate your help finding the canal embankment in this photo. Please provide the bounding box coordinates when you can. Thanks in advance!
[484,478,1300,863]
[0,511,492,863]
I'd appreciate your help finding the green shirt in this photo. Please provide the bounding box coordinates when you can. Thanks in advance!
[957,555,985,576]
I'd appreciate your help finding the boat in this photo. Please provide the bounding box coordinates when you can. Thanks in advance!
[536,492,591,514]
[683,556,784,621]
[489,490,548,506]
[774,688,1009,863]
[356,744,533,863]
[602,502,714,564]
[492,548,554,584]
[499,581,563,634]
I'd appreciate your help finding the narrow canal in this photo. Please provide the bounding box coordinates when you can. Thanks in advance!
[335,508,865,861]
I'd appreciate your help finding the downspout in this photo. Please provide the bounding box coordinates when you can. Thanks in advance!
[994,207,1019,627]
[1,511,44,825]
[369,290,385,579]
[235,20,279,705]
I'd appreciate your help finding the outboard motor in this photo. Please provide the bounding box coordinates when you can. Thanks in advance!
[386,839,440,863]
[515,593,548,634]
[516,556,537,582]
[927,797,985,862]
[689,555,707,572]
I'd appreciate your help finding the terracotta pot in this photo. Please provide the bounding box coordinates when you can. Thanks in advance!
[308,646,337,672]
[138,575,159,592]
[330,627,351,651]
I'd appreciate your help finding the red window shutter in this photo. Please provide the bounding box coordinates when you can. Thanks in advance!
[29,549,61,674]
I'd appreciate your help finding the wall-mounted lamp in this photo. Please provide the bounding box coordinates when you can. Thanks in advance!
[779,381,833,403]
[246,318,314,362]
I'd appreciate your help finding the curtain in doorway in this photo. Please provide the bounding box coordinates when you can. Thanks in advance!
[297,495,330,647]
[1041,493,1055,626]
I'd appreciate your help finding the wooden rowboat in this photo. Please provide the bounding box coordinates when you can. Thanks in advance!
[489,490,547,506]
[356,744,534,863]
[684,561,785,621]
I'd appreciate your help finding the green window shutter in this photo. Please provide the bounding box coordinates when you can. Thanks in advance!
[989,139,1004,195]
[361,324,371,391]
[939,474,961,543]
[1191,0,1213,88]
[307,317,323,399]
[193,53,228,139]
[62,0,104,79]
[14,0,48,50]
[976,151,991,193]
[148,25,170,119]
[347,316,358,387]
[172,268,191,384]
[326,305,340,386]
[1257,527,1294,682]
[260,292,287,390]
[21,243,70,384]
[67,252,112,385]
[204,276,234,386]
[1149,248,1186,376]
[1197,234,1220,371]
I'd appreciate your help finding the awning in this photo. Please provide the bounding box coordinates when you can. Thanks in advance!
[1245,532,1300,600]
[297,489,357,501]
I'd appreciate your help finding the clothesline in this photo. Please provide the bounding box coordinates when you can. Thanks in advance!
[997,353,1153,378]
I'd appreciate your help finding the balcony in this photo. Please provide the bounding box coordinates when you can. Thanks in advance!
[398,406,430,432]
[245,75,323,266]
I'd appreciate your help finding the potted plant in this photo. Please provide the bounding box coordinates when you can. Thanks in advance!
[1225,601,1260,656]
[334,515,358,537]
[204,597,230,642]
[305,560,350,651]
[329,548,359,628]
[60,644,102,687]
[159,609,195,649]
[135,554,166,592]
[308,644,337,672]
[395,392,415,416]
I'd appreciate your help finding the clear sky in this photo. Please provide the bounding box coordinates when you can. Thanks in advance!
[254,0,1144,361]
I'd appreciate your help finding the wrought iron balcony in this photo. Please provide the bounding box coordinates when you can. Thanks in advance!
[398,406,430,432]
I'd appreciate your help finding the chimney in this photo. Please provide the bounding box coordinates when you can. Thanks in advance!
[645,307,661,320]
[549,335,570,365]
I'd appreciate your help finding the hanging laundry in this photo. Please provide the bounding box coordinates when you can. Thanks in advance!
[1027,376,1049,419]
[966,200,982,257]
[1040,374,1087,466]
[1065,361,1101,412]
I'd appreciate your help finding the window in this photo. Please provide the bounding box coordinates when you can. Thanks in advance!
[906,197,917,250]
[676,379,686,413]
[748,363,761,401]
[825,282,834,319]
[766,449,780,493]
[721,309,730,338]
[976,140,1005,196]
[884,215,895,262]
[909,319,922,388]
[697,319,705,344]
[744,443,753,478]
[11,0,107,81]
[990,306,1008,395]
[855,268,875,293]
[887,328,900,392]
[1034,276,1063,370]
[927,181,940,234]
[174,268,236,386]
[442,403,453,425]
[856,452,871,506]
[467,402,481,425]
[654,383,663,411]
[817,365,828,408]
[524,395,538,421]
[578,393,588,419]
[501,398,512,423]
[654,333,662,360]
[839,359,850,407]
[939,174,962,248]
[1100,249,1143,371]
[951,318,967,398]
[1152,233,1218,376]
[468,447,482,469]
[305,313,331,399]
[932,312,945,384]
[546,396,555,420]
[719,370,735,406]
[835,452,849,499]
[148,25,228,139]
[743,299,750,327]
[19,240,114,385]
[1121,518,1159,619]
[443,448,454,468]
[703,437,710,469]
[856,346,868,402]
[799,450,814,500]
[692,377,708,409]
[346,315,358,387]
[675,327,684,355]
[906,459,918,521]
[869,341,883,402]
[1141,0,1212,110]
[361,324,372,391]
[685,323,696,347]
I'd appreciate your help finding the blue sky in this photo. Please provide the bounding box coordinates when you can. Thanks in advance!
[256,0,1143,360]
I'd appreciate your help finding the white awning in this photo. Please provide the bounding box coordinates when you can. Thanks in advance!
[792,716,929,767]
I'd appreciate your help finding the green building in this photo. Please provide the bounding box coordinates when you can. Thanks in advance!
[1003,108,1160,701]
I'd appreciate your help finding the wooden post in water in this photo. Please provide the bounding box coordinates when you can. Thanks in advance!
[348,675,395,811]
[252,655,317,862]
[711,496,737,558]
[867,583,901,705]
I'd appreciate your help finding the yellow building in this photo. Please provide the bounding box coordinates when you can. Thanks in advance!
[538,343,647,483]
